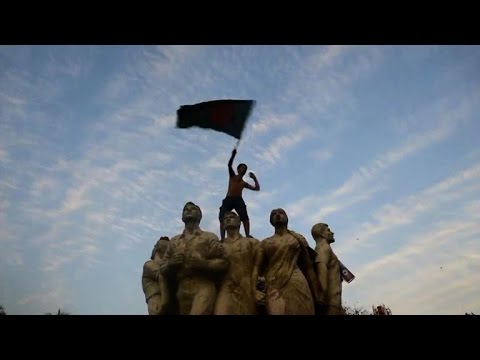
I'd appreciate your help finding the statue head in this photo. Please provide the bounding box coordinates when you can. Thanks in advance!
[182,202,202,223]
[270,208,288,227]
[237,163,248,176]
[311,223,335,243]
[223,211,241,230]
[150,236,170,260]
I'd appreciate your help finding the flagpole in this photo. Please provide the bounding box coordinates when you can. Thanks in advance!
[234,138,241,151]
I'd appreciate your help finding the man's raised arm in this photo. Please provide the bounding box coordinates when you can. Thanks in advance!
[228,148,237,177]
[245,172,260,191]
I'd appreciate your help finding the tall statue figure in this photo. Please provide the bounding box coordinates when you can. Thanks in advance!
[142,236,170,315]
[214,211,264,315]
[262,208,322,315]
[160,202,229,315]
[311,223,343,315]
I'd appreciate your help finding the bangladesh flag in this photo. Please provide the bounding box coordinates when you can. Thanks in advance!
[176,99,255,139]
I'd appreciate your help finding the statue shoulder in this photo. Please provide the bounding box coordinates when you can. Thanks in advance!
[143,260,154,271]
[143,260,160,276]
[246,236,260,244]
[289,230,309,247]
[261,235,275,244]
[170,234,182,242]
[314,241,332,263]
[203,231,220,242]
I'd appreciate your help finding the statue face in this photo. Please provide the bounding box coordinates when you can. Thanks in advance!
[322,225,335,243]
[182,203,201,222]
[155,240,169,258]
[327,227,335,243]
[223,212,241,229]
[270,208,288,226]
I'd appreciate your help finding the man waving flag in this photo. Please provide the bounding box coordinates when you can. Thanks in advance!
[176,99,255,140]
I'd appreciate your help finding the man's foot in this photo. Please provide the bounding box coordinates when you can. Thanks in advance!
[246,235,253,238]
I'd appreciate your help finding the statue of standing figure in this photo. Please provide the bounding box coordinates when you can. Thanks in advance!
[160,202,229,315]
[214,211,264,315]
[142,202,349,315]
[261,208,322,315]
[311,223,343,315]
[142,236,171,315]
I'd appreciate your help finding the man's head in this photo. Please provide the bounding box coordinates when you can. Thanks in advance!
[182,202,202,223]
[311,223,335,243]
[270,208,288,227]
[237,163,248,176]
[223,211,241,230]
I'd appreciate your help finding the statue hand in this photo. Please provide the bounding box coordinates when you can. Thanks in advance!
[170,254,184,267]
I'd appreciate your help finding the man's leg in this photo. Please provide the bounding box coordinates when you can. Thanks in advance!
[236,198,251,237]
[219,198,231,240]
[220,221,226,240]
[242,219,251,237]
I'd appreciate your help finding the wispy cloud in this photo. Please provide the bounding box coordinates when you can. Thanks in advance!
[18,277,73,314]
[345,204,480,314]
[279,45,385,119]
[0,147,9,163]
[45,46,95,79]
[332,117,456,199]
[251,113,299,134]
[310,45,350,70]
[0,89,26,106]
[311,149,333,162]
[288,93,476,225]
[255,127,314,165]
[339,163,480,253]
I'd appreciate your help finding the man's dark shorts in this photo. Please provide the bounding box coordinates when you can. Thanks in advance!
[219,196,249,222]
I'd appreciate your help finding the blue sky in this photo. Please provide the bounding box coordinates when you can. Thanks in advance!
[1,45,479,315]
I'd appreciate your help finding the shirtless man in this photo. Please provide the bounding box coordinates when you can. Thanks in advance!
[160,202,229,315]
[219,148,260,239]
[214,211,264,315]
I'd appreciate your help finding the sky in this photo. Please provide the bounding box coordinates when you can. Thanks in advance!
[0,45,479,315]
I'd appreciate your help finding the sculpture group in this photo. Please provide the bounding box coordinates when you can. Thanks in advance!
[142,201,344,315]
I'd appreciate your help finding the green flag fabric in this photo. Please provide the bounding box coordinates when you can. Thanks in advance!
[176,99,255,139]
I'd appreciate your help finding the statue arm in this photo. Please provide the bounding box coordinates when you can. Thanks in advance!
[315,244,330,304]
[315,263,328,304]
[252,242,265,294]
[143,261,160,280]
[304,251,323,304]
[301,246,323,305]
[156,273,171,315]
[205,258,229,273]
[189,257,229,274]
[189,237,229,275]
[159,242,177,277]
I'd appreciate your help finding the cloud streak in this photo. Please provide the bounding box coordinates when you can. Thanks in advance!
[345,204,480,314]
[288,92,476,226]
